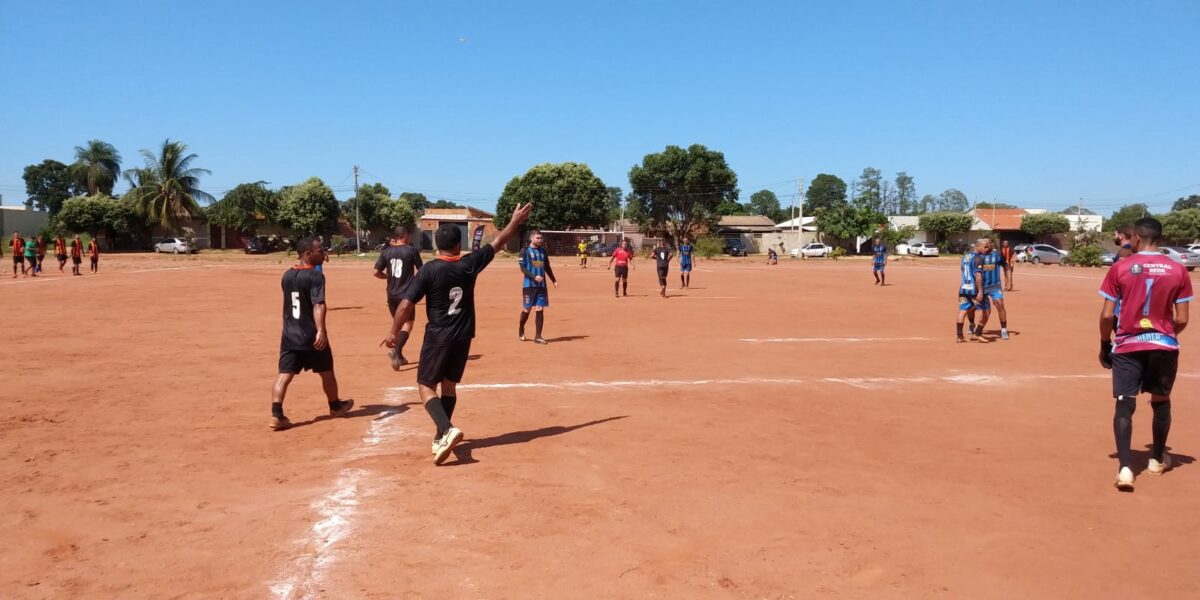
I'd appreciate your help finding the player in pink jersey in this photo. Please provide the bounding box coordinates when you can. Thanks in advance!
[607,239,635,298]
[1098,218,1192,491]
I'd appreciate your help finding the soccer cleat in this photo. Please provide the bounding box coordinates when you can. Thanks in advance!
[271,415,293,431]
[1114,466,1135,491]
[519,332,526,341]
[434,427,464,465]
[1000,329,1010,340]
[388,347,403,371]
[1147,453,1172,475]
[956,335,966,343]
[534,337,548,345]
[329,399,355,417]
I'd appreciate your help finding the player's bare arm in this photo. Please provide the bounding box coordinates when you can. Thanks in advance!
[313,301,329,351]
[1175,302,1189,335]
[373,268,388,280]
[491,202,533,251]
[544,254,558,288]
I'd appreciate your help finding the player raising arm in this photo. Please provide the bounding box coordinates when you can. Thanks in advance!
[384,202,533,465]
[1099,218,1192,491]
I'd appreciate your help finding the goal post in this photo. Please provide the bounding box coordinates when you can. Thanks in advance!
[535,230,625,256]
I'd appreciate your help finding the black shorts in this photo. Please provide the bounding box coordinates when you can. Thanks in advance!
[656,266,668,285]
[13,255,23,265]
[90,256,98,264]
[1112,350,1179,398]
[279,347,335,374]
[614,265,629,278]
[56,254,67,262]
[72,256,82,265]
[417,340,472,387]
[387,296,414,319]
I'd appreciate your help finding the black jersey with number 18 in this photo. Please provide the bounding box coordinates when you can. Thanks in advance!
[403,245,496,346]
[375,243,423,299]
[281,266,326,350]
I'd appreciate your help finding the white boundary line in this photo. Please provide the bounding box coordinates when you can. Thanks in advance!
[740,336,935,343]
[0,263,232,286]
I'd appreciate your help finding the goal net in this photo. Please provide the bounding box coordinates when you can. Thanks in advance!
[536,230,625,256]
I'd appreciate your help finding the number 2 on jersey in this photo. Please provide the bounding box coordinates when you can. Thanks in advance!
[447,286,464,315]
[291,291,301,319]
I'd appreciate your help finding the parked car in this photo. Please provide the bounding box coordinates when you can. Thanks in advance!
[1187,244,1200,255]
[1160,247,1200,271]
[723,238,748,257]
[154,237,193,254]
[593,241,621,257]
[907,242,940,257]
[245,236,272,254]
[1101,251,1116,266]
[1016,243,1067,264]
[792,242,831,258]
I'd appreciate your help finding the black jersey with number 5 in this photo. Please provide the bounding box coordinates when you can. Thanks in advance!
[375,243,423,299]
[403,245,496,346]
[281,266,326,350]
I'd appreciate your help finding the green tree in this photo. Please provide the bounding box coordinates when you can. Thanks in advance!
[431,200,463,209]
[399,192,429,213]
[73,139,122,197]
[1103,203,1150,232]
[1020,212,1071,241]
[56,195,133,238]
[343,182,391,232]
[894,172,916,215]
[1059,206,1097,215]
[123,139,213,229]
[628,144,738,240]
[805,174,848,215]
[937,188,969,212]
[376,197,417,230]
[277,177,341,236]
[878,224,918,252]
[23,159,81,213]
[853,167,883,212]
[207,181,279,233]
[716,199,749,216]
[818,204,884,243]
[605,186,624,223]
[1171,194,1200,212]
[1162,208,1200,243]
[495,162,611,231]
[749,189,786,222]
[976,202,1018,209]
[917,194,937,215]
[918,212,974,245]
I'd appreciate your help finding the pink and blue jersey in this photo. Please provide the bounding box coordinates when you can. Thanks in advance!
[1099,251,1193,354]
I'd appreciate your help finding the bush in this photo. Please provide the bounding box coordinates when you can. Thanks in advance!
[329,234,348,255]
[694,235,724,258]
[1066,244,1104,267]
[829,247,847,260]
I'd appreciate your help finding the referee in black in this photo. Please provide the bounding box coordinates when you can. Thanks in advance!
[374,226,423,369]
[384,202,533,464]
[271,237,355,430]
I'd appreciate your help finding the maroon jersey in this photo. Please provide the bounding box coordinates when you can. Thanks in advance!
[1099,251,1194,354]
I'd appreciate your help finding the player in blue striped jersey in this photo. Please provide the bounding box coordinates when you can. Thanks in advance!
[978,239,1010,339]
[871,237,888,285]
[956,240,986,342]
[517,230,558,344]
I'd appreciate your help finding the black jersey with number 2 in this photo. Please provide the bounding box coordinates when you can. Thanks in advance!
[403,245,496,346]
[375,243,423,299]
[281,266,326,350]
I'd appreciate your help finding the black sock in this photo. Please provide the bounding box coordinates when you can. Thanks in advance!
[425,397,452,439]
[614,281,619,295]
[272,402,285,418]
[1151,401,1171,461]
[1114,397,1136,469]
[396,330,411,352]
[956,323,964,337]
[1000,320,1007,329]
[519,311,530,334]
[328,399,342,410]
[622,281,628,294]
[535,311,544,338]
[442,395,457,421]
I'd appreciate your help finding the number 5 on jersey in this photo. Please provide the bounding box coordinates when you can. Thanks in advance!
[291,291,301,319]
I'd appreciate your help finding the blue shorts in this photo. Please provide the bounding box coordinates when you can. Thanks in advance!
[680,260,692,273]
[985,286,1004,301]
[522,286,549,309]
[873,261,886,272]
[959,289,990,311]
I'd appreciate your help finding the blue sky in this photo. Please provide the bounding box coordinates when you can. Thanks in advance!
[1,1,1197,215]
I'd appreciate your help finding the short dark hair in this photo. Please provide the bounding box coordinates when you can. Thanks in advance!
[1133,218,1162,243]
[296,236,319,256]
[434,224,462,251]
[1116,226,1133,238]
[392,225,410,239]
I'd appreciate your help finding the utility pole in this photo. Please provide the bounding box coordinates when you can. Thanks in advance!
[353,165,361,254]
[797,178,805,248]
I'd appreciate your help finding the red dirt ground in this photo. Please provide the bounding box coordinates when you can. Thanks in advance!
[1,252,1197,599]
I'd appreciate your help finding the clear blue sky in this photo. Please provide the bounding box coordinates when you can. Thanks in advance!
[1,0,1197,215]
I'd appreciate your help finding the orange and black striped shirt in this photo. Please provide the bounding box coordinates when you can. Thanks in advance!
[88,240,99,258]
[70,240,83,258]
[55,238,66,256]
[11,236,23,256]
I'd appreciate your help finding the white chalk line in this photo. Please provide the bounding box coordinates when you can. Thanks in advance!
[740,336,935,343]
[0,263,232,286]
[268,405,420,600]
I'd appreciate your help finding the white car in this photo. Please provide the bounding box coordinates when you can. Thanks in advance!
[1161,247,1200,271]
[907,242,939,257]
[791,242,830,258]
[1187,244,1200,255]
[154,237,193,254]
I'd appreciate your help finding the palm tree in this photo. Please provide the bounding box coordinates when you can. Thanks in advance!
[124,139,214,230]
[74,139,122,196]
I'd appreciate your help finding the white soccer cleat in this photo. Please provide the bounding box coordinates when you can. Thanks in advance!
[1147,453,1172,475]
[1114,466,1135,491]
[433,427,464,465]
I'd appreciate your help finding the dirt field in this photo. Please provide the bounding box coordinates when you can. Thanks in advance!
[2,252,1197,599]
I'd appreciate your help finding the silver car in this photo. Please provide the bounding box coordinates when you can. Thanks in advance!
[153,237,193,254]
[1015,243,1067,265]
[1160,247,1199,272]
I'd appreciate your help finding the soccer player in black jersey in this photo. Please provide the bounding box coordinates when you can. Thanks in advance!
[374,226,423,369]
[384,202,533,464]
[271,237,355,431]
[652,240,672,298]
